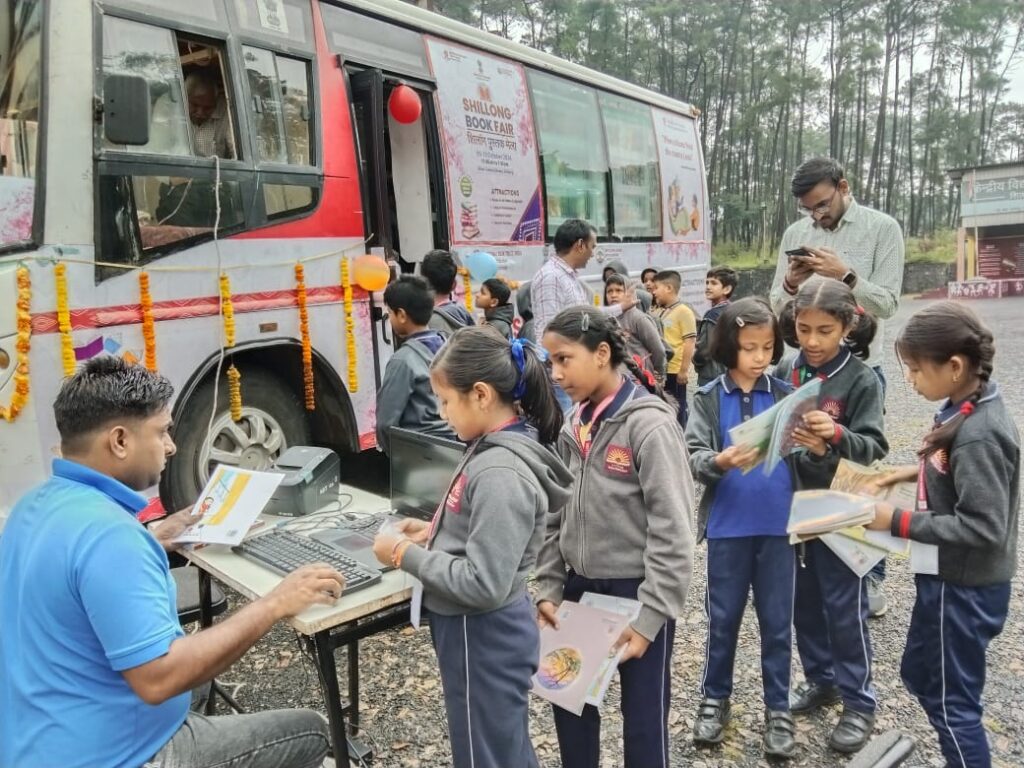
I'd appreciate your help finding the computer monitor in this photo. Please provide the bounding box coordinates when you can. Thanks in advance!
[388,428,466,520]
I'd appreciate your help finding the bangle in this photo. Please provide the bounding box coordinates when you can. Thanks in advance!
[392,540,413,569]
[389,538,407,564]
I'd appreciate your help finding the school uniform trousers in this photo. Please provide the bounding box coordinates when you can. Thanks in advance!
[429,594,540,768]
[901,575,1010,768]
[553,571,674,768]
[793,540,876,713]
[702,536,794,710]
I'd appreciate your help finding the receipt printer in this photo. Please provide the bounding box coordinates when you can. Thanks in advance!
[263,446,340,517]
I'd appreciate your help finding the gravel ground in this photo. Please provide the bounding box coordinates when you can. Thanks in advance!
[210,296,1024,768]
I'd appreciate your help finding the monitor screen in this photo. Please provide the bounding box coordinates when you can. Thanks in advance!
[388,428,466,520]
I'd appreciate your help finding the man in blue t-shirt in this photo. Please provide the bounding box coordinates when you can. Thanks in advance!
[0,356,344,768]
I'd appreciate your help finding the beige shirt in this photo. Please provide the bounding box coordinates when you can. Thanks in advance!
[769,198,905,364]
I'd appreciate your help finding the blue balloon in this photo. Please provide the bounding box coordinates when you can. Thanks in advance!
[466,251,498,281]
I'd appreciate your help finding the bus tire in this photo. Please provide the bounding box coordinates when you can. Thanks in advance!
[162,365,311,510]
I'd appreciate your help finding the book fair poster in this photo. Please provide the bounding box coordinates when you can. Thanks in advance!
[652,108,708,243]
[426,38,544,245]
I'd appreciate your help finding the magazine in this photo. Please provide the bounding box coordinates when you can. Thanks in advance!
[728,377,822,475]
[174,466,283,546]
[787,490,876,539]
[579,593,643,707]
[532,601,633,715]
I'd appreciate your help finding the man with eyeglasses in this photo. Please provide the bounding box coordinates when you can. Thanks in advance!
[769,158,905,621]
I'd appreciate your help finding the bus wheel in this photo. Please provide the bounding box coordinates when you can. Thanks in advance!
[163,366,311,509]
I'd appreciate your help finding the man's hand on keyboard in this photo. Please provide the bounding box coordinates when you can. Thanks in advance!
[265,564,346,617]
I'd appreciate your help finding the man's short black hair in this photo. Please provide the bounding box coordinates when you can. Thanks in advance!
[383,274,434,325]
[706,266,738,294]
[710,297,784,368]
[481,278,511,305]
[791,157,845,198]
[420,249,458,295]
[653,270,681,292]
[553,219,597,255]
[54,356,174,450]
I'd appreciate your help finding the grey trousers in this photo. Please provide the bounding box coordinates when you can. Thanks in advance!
[145,709,329,768]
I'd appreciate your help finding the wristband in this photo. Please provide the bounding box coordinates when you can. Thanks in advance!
[392,539,413,569]
[389,537,407,564]
[783,278,797,295]
[829,423,843,446]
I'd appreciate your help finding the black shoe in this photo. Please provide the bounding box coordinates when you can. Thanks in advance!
[789,681,841,714]
[829,708,875,753]
[763,709,797,759]
[692,697,731,745]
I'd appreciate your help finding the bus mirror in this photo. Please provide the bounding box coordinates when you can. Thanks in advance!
[103,74,151,145]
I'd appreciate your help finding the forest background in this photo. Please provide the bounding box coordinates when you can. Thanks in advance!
[405,0,1024,266]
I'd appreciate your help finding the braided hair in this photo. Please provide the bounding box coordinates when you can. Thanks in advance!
[781,275,877,359]
[896,301,995,458]
[544,306,664,399]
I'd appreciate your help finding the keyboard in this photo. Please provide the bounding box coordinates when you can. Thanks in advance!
[235,529,382,595]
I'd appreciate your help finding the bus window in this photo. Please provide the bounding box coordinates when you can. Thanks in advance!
[599,93,661,239]
[0,0,41,248]
[242,47,312,166]
[264,182,316,219]
[101,17,238,160]
[527,71,609,238]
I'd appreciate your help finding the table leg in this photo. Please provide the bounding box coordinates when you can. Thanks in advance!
[347,640,360,728]
[198,570,213,628]
[313,630,351,768]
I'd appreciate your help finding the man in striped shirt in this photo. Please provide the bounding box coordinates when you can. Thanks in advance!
[769,157,905,622]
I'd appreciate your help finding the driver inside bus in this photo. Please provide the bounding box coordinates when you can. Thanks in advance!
[184,70,235,160]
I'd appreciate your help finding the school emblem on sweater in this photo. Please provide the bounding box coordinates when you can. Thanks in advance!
[604,445,633,475]
[929,449,950,475]
[445,474,467,513]
[819,396,845,421]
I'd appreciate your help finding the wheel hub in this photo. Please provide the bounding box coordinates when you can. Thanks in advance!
[196,406,288,486]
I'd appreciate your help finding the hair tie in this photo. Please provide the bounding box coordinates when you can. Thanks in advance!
[855,305,865,315]
[510,338,528,400]
[959,401,975,417]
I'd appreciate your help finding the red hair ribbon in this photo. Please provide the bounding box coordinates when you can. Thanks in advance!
[959,401,975,417]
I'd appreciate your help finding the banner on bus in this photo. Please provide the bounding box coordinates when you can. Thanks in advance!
[426,38,544,245]
[652,109,707,244]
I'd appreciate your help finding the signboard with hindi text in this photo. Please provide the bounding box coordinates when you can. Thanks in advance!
[426,38,544,245]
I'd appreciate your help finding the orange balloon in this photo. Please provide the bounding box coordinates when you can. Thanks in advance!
[352,255,391,291]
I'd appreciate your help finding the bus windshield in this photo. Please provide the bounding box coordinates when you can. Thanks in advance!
[0,0,41,249]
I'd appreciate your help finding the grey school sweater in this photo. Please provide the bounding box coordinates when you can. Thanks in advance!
[401,429,573,615]
[890,383,1020,586]
[534,390,695,641]
[775,348,888,489]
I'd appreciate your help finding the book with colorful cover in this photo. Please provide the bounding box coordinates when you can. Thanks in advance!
[174,466,283,546]
[579,593,642,707]
[728,377,822,475]
[531,601,633,715]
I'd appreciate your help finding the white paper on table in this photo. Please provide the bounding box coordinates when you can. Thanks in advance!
[909,542,939,575]
[174,466,284,546]
[579,593,642,707]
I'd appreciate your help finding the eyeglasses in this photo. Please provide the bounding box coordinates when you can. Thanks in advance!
[797,188,839,217]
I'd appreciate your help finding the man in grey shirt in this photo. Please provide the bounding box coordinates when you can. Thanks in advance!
[769,157,905,619]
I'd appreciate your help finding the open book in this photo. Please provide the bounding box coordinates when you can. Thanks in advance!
[788,490,876,538]
[728,377,822,475]
[173,466,283,546]
[532,601,633,715]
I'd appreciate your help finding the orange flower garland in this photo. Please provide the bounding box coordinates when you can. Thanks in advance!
[458,267,474,313]
[227,364,243,421]
[295,263,315,411]
[55,263,75,377]
[219,272,235,348]
[139,271,157,371]
[0,267,31,422]
[340,258,358,393]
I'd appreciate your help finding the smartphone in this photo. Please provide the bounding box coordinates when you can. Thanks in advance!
[785,247,810,259]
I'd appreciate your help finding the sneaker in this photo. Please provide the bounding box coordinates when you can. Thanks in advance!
[789,681,840,714]
[828,707,875,753]
[866,574,888,618]
[763,709,797,759]
[692,697,731,745]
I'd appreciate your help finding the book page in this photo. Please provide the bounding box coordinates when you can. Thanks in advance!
[174,466,284,546]
[579,593,642,707]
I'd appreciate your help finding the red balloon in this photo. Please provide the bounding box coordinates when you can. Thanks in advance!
[388,85,422,124]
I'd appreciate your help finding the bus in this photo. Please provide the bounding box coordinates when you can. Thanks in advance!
[0,0,709,517]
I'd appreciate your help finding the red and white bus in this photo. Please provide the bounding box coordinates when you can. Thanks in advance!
[0,0,709,516]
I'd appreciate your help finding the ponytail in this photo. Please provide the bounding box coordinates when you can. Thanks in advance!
[789,275,877,360]
[430,326,564,445]
[896,301,995,459]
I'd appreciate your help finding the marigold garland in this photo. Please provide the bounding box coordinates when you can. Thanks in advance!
[139,271,158,371]
[55,263,75,377]
[0,266,32,422]
[227,364,243,421]
[219,272,235,348]
[295,263,315,411]
[458,267,474,313]
[340,258,358,393]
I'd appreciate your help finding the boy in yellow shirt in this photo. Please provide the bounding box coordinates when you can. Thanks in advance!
[651,270,696,428]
